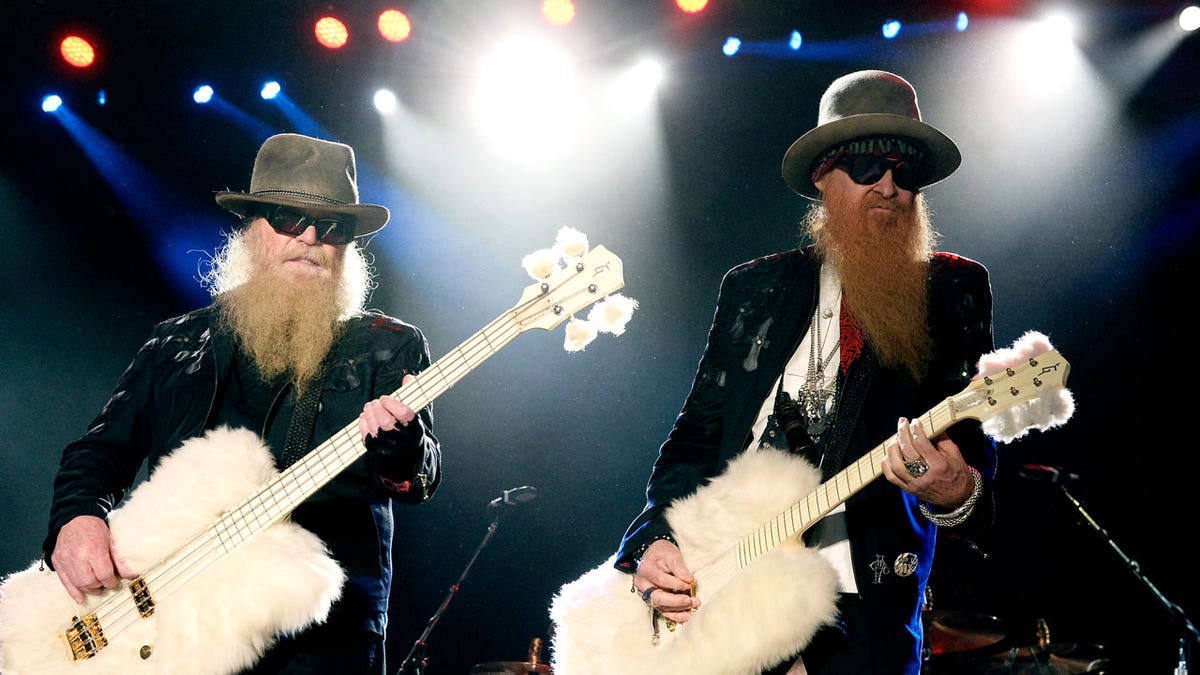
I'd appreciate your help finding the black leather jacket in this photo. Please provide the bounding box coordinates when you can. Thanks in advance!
[44,304,442,634]
[616,247,996,664]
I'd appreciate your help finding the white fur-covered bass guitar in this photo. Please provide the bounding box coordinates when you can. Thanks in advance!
[0,235,631,675]
[549,330,1075,675]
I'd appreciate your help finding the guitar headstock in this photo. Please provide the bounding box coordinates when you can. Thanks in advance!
[953,333,1075,443]
[513,244,626,334]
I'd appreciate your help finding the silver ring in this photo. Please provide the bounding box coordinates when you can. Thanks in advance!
[905,459,929,478]
[641,587,654,606]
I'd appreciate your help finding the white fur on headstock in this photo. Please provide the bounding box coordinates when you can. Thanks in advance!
[521,227,639,352]
[977,330,1075,443]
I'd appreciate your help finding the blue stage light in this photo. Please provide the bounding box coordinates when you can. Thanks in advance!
[957,12,969,32]
[193,85,214,104]
[42,94,63,113]
[789,30,802,50]
[723,37,741,56]
[261,81,281,100]
[882,20,902,39]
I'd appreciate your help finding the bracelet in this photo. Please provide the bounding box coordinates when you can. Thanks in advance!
[920,466,982,528]
[633,532,678,566]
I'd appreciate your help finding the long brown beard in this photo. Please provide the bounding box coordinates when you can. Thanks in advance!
[216,233,346,388]
[805,189,938,381]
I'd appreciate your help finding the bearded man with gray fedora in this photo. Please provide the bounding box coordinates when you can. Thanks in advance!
[40,133,441,674]
[616,70,998,674]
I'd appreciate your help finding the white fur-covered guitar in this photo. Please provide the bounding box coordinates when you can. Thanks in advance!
[549,330,1075,675]
[0,230,634,675]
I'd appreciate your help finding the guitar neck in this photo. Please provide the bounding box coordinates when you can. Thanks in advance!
[734,395,963,569]
[223,309,524,539]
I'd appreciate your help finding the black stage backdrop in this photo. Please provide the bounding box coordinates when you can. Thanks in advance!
[2,1,1196,673]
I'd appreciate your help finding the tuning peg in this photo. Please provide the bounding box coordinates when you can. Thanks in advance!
[563,317,599,352]
[587,294,639,336]
[521,248,558,281]
[553,226,589,261]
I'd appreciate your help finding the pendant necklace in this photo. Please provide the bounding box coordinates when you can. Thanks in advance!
[797,291,841,438]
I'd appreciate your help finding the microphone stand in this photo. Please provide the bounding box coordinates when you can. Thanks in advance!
[1055,483,1198,673]
[395,508,504,675]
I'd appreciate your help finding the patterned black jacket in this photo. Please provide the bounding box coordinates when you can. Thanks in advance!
[44,304,442,634]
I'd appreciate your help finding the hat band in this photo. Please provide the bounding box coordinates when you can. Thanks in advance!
[251,189,352,206]
[811,136,928,185]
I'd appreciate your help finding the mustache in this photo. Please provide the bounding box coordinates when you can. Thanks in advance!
[281,247,330,268]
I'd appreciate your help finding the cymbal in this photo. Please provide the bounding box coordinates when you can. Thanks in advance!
[469,661,552,675]
[985,643,1109,674]
[928,609,1007,654]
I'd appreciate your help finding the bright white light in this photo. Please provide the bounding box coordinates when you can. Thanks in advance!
[261,81,281,100]
[789,30,802,50]
[193,85,214,104]
[1012,13,1080,90]
[956,12,969,32]
[1181,6,1200,31]
[474,37,583,159]
[611,57,665,112]
[882,20,901,39]
[374,88,398,115]
[722,37,741,56]
[42,94,63,112]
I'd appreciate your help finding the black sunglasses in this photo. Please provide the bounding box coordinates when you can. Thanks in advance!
[260,207,356,245]
[834,153,933,192]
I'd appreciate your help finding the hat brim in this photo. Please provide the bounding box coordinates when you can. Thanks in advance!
[214,192,390,238]
[781,113,961,200]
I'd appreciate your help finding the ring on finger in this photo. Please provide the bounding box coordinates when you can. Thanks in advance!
[641,587,654,606]
[904,459,929,478]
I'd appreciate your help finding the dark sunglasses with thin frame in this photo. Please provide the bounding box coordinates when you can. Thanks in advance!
[254,206,357,245]
[834,153,933,192]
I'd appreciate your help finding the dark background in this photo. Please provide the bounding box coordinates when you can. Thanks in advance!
[2,1,1197,673]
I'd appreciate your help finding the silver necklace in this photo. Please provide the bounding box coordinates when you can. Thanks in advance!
[797,294,840,437]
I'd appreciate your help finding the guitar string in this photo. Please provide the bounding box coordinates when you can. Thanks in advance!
[84,265,611,645]
[734,358,1050,569]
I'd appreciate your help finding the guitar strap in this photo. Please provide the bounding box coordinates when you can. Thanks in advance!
[281,366,326,469]
[816,348,875,482]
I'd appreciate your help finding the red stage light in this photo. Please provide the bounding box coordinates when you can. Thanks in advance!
[543,0,576,27]
[676,0,708,13]
[314,16,349,49]
[378,9,412,42]
[60,35,96,68]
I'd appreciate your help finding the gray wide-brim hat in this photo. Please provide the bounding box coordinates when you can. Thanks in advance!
[781,70,961,200]
[215,133,390,238]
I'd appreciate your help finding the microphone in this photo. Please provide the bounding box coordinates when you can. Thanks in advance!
[1018,464,1081,485]
[488,485,538,509]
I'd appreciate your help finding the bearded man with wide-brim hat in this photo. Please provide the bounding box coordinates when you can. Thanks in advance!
[564,69,999,675]
[39,132,443,675]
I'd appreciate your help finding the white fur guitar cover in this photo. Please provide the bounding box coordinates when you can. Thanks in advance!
[0,240,629,675]
[549,331,1076,675]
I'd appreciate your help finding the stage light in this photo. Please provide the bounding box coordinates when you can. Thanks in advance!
[473,37,583,160]
[723,37,742,56]
[543,0,576,27]
[1181,6,1200,31]
[193,85,214,104]
[374,88,398,114]
[60,35,96,68]
[882,20,902,39]
[378,9,412,42]
[42,94,63,113]
[261,81,281,100]
[611,57,664,110]
[789,30,803,50]
[98,89,106,106]
[957,12,970,32]
[676,0,708,13]
[315,16,349,49]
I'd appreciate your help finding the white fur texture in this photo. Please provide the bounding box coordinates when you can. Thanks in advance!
[0,426,345,675]
[977,330,1076,443]
[550,449,839,675]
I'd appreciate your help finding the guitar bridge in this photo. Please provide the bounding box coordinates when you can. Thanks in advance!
[65,613,108,661]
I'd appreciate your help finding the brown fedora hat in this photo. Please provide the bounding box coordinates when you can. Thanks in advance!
[781,70,961,200]
[215,133,390,238]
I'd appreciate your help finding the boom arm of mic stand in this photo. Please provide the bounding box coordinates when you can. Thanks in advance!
[395,510,504,675]
[1056,484,1198,672]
